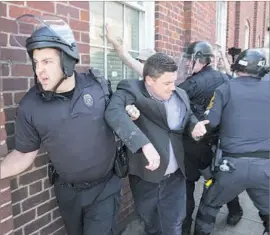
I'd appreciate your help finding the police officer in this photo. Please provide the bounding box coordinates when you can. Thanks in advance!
[0,14,121,235]
[194,48,270,235]
[177,41,243,235]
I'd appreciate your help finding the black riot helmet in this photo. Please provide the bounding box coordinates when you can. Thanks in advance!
[177,41,214,84]
[231,49,269,77]
[24,15,79,78]
[184,41,214,63]
[13,14,80,101]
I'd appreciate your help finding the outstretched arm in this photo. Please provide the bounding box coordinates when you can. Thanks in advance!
[105,23,143,77]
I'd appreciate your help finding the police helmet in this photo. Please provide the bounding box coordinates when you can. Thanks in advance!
[184,41,214,64]
[18,14,80,78]
[231,49,269,77]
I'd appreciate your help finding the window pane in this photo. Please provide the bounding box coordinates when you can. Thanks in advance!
[106,2,123,48]
[125,52,140,80]
[125,7,140,51]
[107,49,123,91]
[90,47,105,75]
[90,2,104,45]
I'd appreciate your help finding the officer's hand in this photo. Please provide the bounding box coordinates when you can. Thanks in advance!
[191,120,209,140]
[142,143,160,171]
[126,105,140,121]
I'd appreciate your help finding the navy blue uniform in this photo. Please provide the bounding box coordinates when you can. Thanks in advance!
[179,66,241,228]
[194,77,270,235]
[15,70,122,235]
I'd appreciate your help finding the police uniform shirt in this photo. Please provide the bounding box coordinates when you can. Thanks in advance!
[14,71,116,183]
[206,76,270,155]
[179,66,229,120]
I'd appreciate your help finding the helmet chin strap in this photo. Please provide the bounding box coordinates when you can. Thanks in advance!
[36,74,67,101]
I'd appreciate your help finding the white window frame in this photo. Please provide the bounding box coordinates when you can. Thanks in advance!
[215,1,227,54]
[89,1,155,80]
[244,20,250,49]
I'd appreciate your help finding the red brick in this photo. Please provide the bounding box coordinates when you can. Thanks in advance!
[13,209,36,228]
[1,63,10,76]
[81,32,90,44]
[9,5,40,19]
[56,3,80,19]
[37,198,58,216]
[80,54,90,65]
[0,179,9,189]
[3,78,28,91]
[69,1,89,9]
[40,218,63,235]
[24,213,51,235]
[10,35,28,48]
[14,92,27,105]
[0,188,11,205]
[80,10,89,22]
[0,2,7,17]
[0,17,18,34]
[0,33,7,47]
[10,1,24,5]
[12,64,33,77]
[11,187,28,204]
[77,43,90,54]
[69,19,89,32]
[0,217,14,235]
[19,167,47,186]
[3,93,13,106]
[0,48,27,62]
[22,190,50,212]
[27,1,55,13]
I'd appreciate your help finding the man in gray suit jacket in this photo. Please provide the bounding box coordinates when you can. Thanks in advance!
[105,53,208,235]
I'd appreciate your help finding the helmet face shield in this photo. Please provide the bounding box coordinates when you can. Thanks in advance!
[176,53,197,84]
[13,14,76,48]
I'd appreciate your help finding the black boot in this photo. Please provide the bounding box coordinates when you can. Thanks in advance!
[226,197,243,225]
[259,213,269,235]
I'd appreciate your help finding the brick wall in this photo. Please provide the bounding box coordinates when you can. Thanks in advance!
[227,2,269,50]
[154,1,185,56]
[155,1,216,56]
[226,1,237,48]
[185,1,216,45]
[0,95,14,235]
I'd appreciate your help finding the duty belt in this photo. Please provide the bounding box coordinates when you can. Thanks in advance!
[223,151,270,159]
[59,170,114,189]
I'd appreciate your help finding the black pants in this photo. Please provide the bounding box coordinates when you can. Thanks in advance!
[54,174,122,235]
[183,137,241,221]
[129,169,186,235]
[194,157,270,234]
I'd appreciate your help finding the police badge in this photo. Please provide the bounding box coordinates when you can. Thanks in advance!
[83,94,93,107]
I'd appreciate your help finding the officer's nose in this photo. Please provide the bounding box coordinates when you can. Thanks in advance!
[35,63,45,75]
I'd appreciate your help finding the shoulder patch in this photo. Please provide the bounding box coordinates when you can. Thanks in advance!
[207,92,215,110]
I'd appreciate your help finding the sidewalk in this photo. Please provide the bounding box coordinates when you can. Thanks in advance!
[120,177,265,235]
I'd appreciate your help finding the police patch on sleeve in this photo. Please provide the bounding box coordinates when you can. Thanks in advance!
[83,94,94,107]
[207,92,215,110]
